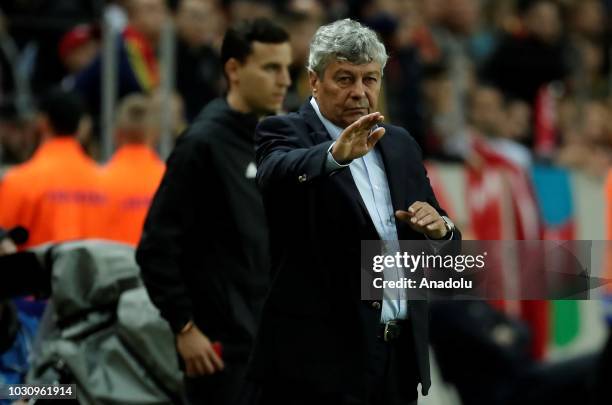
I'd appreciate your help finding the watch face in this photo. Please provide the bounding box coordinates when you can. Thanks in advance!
[443,216,454,231]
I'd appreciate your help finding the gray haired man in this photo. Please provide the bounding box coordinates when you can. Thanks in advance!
[247,19,460,405]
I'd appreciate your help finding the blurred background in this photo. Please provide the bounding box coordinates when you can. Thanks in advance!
[0,0,611,404]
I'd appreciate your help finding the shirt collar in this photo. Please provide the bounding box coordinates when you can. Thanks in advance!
[309,97,343,140]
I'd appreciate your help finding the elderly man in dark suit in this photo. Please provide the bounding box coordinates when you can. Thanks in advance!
[248,19,460,405]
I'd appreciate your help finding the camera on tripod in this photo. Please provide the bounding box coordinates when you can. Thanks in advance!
[0,225,34,354]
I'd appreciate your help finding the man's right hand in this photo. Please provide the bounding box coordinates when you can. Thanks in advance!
[176,323,225,377]
[331,112,385,164]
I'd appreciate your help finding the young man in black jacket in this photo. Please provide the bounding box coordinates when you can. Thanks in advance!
[136,18,291,405]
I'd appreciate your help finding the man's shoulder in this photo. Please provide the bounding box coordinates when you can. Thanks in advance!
[257,110,310,136]
[381,122,409,136]
[381,123,420,147]
[174,116,224,149]
[185,98,234,135]
[260,110,304,126]
[0,158,42,183]
[0,166,25,191]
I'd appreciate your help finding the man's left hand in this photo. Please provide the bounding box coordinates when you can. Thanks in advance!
[395,202,447,239]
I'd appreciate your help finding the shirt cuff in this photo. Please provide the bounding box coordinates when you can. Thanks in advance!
[325,142,351,172]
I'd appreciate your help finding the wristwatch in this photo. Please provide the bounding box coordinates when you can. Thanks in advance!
[441,216,455,235]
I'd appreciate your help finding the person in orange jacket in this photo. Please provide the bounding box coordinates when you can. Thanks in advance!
[0,88,104,248]
[99,93,165,246]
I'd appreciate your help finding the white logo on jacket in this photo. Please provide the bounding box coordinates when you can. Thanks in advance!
[245,162,257,179]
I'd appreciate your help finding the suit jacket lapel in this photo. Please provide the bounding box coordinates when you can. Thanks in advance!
[299,100,375,231]
[299,99,332,144]
[377,129,409,213]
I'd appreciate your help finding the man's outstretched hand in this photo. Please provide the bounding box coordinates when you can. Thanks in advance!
[331,112,385,164]
[395,201,448,239]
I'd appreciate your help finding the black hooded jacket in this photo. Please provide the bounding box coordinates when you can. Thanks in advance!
[137,98,269,360]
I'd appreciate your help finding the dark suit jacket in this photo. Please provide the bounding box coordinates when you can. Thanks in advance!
[248,100,460,398]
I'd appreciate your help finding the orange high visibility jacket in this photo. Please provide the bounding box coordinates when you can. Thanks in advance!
[99,144,165,246]
[0,137,104,248]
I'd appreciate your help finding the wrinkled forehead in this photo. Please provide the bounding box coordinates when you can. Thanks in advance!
[322,59,383,78]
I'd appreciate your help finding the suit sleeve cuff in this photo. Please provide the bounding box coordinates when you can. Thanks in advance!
[425,229,454,241]
[168,313,194,335]
[325,142,351,173]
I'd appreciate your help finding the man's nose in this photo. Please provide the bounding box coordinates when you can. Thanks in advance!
[350,81,366,99]
[278,68,292,88]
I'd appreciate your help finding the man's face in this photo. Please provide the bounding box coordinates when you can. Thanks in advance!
[470,87,504,136]
[233,41,292,115]
[309,60,382,128]
[130,0,168,44]
[64,41,99,73]
[176,0,216,48]
[525,1,561,43]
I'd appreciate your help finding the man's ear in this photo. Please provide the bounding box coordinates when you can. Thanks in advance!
[225,58,241,86]
[308,70,320,97]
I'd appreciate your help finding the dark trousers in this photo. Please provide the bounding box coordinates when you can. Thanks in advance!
[592,329,612,405]
[254,303,419,405]
[183,362,248,405]
[360,302,420,405]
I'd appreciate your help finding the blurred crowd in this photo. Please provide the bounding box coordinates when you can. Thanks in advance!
[0,0,611,177]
